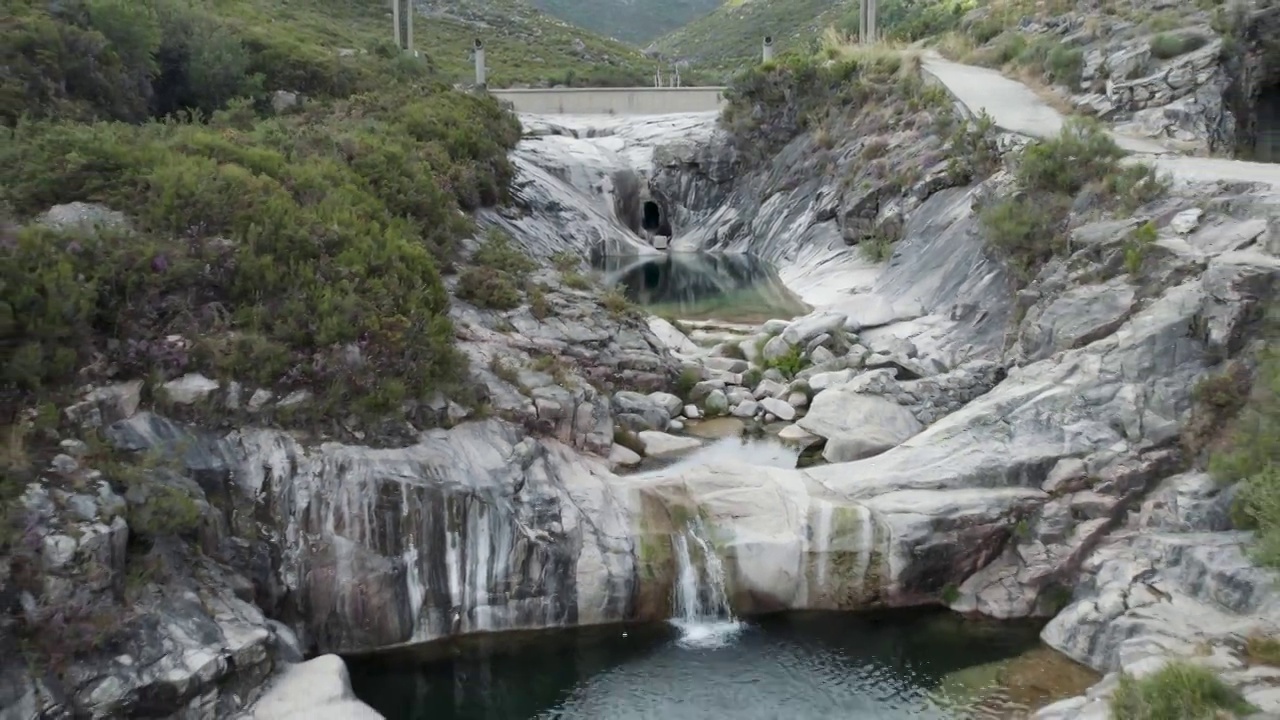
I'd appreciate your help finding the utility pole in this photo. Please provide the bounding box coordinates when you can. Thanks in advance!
[473,39,486,87]
[406,0,413,54]
[859,0,878,44]
[392,0,401,49]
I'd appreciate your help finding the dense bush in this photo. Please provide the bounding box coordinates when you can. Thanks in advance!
[1110,662,1254,719]
[722,49,946,163]
[1,83,522,421]
[837,0,976,43]
[0,0,423,126]
[977,119,1166,282]
[1149,32,1211,60]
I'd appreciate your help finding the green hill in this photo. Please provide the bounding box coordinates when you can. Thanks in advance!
[653,0,976,78]
[525,0,721,45]
[652,0,849,76]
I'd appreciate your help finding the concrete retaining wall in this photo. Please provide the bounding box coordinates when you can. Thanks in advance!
[489,87,727,115]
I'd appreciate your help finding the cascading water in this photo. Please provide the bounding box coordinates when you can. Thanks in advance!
[669,516,744,648]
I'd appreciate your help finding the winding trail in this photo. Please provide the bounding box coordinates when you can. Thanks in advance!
[920,53,1280,189]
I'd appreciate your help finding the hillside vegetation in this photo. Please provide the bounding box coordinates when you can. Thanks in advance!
[0,0,545,446]
[654,0,975,78]
[1,0,670,114]
[527,0,721,45]
[413,0,688,86]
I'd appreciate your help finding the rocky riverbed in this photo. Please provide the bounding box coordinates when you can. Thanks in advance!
[7,55,1280,720]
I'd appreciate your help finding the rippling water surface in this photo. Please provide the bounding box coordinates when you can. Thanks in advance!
[347,610,1061,720]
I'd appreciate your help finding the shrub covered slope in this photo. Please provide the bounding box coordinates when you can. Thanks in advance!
[0,0,545,437]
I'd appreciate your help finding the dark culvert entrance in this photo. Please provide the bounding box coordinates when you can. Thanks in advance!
[642,201,662,233]
[1257,84,1280,163]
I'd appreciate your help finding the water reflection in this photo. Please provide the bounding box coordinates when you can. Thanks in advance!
[347,611,1056,720]
[594,253,809,323]
[628,434,802,477]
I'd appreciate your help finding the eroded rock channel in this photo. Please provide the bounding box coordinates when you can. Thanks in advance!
[7,50,1280,720]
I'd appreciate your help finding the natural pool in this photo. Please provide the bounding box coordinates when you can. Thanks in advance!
[593,252,808,324]
[345,610,1094,720]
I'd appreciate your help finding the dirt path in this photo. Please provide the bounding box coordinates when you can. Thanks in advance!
[921,53,1280,189]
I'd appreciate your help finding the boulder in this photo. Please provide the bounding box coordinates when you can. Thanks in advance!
[759,397,796,421]
[612,391,671,431]
[781,312,847,346]
[798,389,923,463]
[703,389,729,416]
[648,392,685,417]
[253,655,383,720]
[638,431,702,457]
[161,373,220,405]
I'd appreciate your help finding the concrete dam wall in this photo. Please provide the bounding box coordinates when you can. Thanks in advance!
[490,87,728,115]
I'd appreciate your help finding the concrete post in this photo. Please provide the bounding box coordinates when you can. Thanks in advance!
[858,0,868,43]
[868,0,877,43]
[762,35,774,62]
[405,0,413,54]
[392,0,401,49]
[473,39,486,87]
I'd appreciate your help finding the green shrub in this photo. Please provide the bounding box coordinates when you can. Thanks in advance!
[127,483,204,538]
[859,235,896,263]
[979,119,1165,284]
[1103,164,1170,214]
[601,285,638,318]
[1110,662,1254,720]
[472,228,536,279]
[675,367,702,400]
[528,284,553,320]
[721,51,909,163]
[1209,352,1280,566]
[457,267,523,310]
[1,81,521,421]
[1016,118,1125,196]
[763,344,808,379]
[1246,635,1280,666]
[1124,221,1158,277]
[1044,46,1085,88]
[551,251,581,273]
[1149,33,1211,61]
[978,194,1071,282]
[562,271,592,290]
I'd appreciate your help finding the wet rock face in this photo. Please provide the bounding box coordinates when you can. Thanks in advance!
[109,415,642,655]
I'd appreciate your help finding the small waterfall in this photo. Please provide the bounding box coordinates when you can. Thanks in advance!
[669,516,743,648]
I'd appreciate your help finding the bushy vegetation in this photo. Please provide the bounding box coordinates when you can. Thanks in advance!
[1110,662,1255,720]
[1209,351,1280,568]
[458,229,540,310]
[528,0,720,45]
[0,0,674,123]
[0,0,536,432]
[836,0,977,44]
[721,48,948,164]
[1149,32,1211,61]
[977,118,1167,282]
[654,0,977,77]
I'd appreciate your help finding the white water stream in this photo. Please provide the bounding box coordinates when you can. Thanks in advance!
[669,516,743,648]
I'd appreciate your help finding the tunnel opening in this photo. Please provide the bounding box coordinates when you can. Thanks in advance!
[1257,83,1280,163]
[1226,6,1280,162]
[642,201,663,233]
